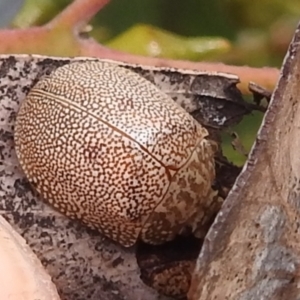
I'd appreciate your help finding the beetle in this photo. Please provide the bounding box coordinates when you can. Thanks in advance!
[14,60,218,247]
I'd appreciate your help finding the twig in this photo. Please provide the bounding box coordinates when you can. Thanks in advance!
[49,0,110,30]
[79,38,279,94]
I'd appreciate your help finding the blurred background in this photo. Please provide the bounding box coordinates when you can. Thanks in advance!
[0,1,22,26]
[5,0,299,67]
[2,0,299,164]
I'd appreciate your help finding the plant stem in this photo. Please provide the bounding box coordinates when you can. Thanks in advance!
[79,38,279,94]
[49,0,110,31]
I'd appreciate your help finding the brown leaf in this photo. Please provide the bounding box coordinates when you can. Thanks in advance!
[189,21,300,300]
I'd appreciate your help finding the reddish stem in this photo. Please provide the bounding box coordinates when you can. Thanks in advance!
[49,0,110,31]
[79,38,279,93]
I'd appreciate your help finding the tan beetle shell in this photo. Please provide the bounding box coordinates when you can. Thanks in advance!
[14,61,216,247]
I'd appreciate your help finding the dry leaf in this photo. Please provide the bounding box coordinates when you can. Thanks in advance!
[189,21,300,300]
[0,215,60,300]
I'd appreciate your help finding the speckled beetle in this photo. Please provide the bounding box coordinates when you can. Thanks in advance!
[14,61,218,247]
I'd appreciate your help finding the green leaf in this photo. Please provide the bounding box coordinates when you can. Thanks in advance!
[106,23,231,61]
